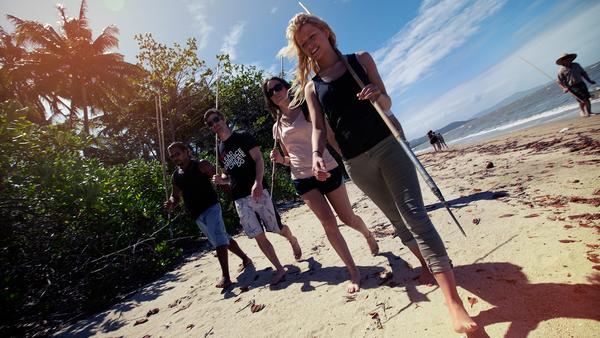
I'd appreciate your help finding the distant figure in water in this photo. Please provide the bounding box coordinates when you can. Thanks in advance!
[556,53,596,117]
[436,132,449,150]
[427,130,441,152]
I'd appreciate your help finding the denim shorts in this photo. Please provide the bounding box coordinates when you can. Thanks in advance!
[293,166,343,196]
[195,203,231,248]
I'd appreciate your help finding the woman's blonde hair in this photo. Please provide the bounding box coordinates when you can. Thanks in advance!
[281,13,337,109]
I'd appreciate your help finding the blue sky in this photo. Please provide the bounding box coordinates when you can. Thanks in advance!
[2,0,600,139]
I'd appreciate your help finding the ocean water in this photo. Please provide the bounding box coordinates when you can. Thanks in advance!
[411,61,600,152]
[447,99,600,146]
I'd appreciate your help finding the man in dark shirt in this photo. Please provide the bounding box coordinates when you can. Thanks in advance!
[556,53,596,117]
[165,142,252,288]
[204,109,301,286]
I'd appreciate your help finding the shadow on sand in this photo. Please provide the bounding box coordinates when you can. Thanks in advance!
[425,190,509,211]
[455,262,600,338]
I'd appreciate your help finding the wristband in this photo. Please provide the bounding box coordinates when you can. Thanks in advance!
[312,150,322,156]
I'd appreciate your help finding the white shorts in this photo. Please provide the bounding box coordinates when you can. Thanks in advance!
[234,189,283,238]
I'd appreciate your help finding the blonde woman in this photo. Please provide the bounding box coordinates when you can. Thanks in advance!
[282,13,477,334]
[263,76,378,294]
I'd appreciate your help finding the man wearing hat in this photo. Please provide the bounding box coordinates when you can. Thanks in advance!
[556,53,596,117]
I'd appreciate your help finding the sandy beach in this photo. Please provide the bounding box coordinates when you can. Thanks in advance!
[56,115,600,338]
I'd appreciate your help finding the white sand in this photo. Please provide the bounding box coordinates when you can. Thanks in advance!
[57,116,600,338]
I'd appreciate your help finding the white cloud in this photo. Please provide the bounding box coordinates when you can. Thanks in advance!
[185,1,213,50]
[400,2,600,139]
[373,0,506,96]
[270,7,278,14]
[220,22,246,61]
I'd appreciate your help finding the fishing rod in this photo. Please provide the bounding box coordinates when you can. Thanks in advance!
[518,56,584,104]
[298,2,466,236]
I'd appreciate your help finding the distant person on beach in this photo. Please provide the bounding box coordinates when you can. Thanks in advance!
[262,76,380,294]
[427,130,441,152]
[205,109,302,286]
[556,53,596,117]
[283,13,477,333]
[436,132,449,149]
[165,142,253,288]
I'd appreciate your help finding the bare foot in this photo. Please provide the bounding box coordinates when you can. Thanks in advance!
[215,277,232,288]
[289,236,302,261]
[347,270,361,294]
[418,268,435,286]
[448,301,478,333]
[270,268,287,286]
[237,258,253,273]
[347,281,360,294]
[365,232,379,256]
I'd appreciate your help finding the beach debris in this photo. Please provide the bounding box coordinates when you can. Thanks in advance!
[558,127,569,133]
[498,278,517,285]
[237,300,254,313]
[204,326,214,337]
[485,161,494,169]
[593,266,600,271]
[172,301,192,314]
[587,253,600,264]
[234,297,242,303]
[563,224,574,229]
[344,294,357,302]
[568,213,600,221]
[499,214,515,218]
[472,218,481,225]
[467,296,478,308]
[186,324,195,330]
[133,318,148,326]
[559,239,578,243]
[569,196,600,207]
[524,214,540,218]
[594,189,600,196]
[146,308,159,317]
[168,299,181,308]
[251,302,265,313]
[369,311,384,329]
[142,335,151,338]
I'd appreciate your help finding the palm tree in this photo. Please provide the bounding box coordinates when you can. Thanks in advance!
[7,0,140,134]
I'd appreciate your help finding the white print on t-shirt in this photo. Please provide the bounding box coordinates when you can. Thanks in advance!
[222,148,246,170]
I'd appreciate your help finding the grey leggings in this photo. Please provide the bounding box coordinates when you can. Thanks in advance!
[345,135,452,273]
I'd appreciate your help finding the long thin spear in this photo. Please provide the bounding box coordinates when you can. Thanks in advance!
[298,2,466,236]
[155,93,172,238]
[214,62,220,173]
[270,56,285,198]
[518,56,584,104]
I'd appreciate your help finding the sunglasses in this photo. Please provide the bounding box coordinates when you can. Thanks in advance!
[206,115,221,128]
[267,83,285,98]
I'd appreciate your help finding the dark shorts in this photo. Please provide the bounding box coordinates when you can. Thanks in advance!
[569,82,591,101]
[293,166,343,196]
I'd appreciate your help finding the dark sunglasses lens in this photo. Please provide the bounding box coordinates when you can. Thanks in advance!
[268,83,284,97]
[207,116,220,127]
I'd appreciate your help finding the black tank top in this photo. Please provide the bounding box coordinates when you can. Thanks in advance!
[312,53,391,159]
[172,159,218,218]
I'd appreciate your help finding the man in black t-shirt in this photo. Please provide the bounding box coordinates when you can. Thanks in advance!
[165,142,252,288]
[205,109,301,286]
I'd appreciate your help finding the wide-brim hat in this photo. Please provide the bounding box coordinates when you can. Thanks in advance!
[556,53,577,65]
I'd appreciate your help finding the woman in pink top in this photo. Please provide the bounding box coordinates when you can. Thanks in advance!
[263,76,378,293]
